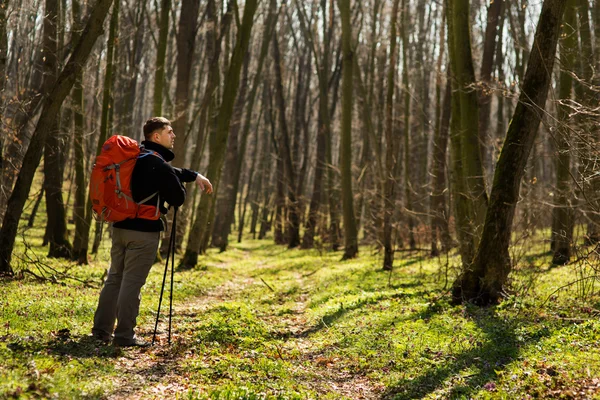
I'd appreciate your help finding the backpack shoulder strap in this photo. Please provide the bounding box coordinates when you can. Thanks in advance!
[138,148,165,162]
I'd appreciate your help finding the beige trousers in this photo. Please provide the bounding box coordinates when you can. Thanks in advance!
[92,227,160,343]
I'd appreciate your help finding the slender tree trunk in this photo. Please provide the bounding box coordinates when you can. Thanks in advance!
[121,0,146,138]
[452,0,488,238]
[156,0,200,255]
[70,0,88,263]
[298,0,332,249]
[43,0,73,259]
[382,0,401,270]
[0,0,7,180]
[479,0,504,182]
[0,0,115,275]
[153,0,171,115]
[401,0,415,250]
[551,0,575,265]
[337,0,358,259]
[212,53,250,250]
[575,0,600,244]
[91,0,119,254]
[238,123,261,242]
[182,0,259,268]
[452,0,567,305]
[0,0,7,97]
[431,77,453,256]
[272,33,300,248]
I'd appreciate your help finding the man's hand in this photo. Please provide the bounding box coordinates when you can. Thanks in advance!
[195,174,213,194]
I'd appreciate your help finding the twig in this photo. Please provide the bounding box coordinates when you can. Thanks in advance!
[260,277,275,292]
[539,275,600,308]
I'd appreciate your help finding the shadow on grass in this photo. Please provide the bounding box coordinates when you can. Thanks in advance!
[381,308,551,399]
[46,334,121,358]
[281,289,433,340]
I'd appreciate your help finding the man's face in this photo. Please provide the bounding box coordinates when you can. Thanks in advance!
[152,125,175,150]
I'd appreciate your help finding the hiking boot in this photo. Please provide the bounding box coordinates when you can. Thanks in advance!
[90,333,111,344]
[113,338,151,348]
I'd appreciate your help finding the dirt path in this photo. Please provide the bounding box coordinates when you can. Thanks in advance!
[107,260,382,399]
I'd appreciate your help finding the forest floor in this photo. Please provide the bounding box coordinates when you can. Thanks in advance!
[1,228,600,399]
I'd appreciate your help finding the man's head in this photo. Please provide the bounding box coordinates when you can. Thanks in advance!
[143,117,175,150]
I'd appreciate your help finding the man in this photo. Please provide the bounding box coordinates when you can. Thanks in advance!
[91,117,212,347]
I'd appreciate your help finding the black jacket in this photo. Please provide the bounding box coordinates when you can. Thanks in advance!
[113,140,197,232]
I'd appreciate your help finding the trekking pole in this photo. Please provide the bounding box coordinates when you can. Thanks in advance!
[168,208,177,345]
[152,208,177,345]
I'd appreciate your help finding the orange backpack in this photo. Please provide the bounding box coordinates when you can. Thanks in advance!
[89,135,162,222]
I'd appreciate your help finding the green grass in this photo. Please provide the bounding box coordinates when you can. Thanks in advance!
[1,220,600,399]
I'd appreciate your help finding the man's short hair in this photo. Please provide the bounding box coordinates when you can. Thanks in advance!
[143,117,171,139]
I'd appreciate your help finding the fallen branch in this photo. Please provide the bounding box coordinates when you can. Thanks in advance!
[260,277,275,292]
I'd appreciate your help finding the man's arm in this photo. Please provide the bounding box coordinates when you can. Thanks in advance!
[174,167,213,194]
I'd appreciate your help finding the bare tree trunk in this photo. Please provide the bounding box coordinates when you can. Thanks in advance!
[430,77,452,256]
[575,0,600,244]
[91,0,119,254]
[212,53,250,250]
[0,0,115,275]
[155,0,201,255]
[272,33,300,248]
[401,0,415,250]
[153,0,171,115]
[182,0,259,268]
[337,0,358,260]
[382,0,400,270]
[551,0,575,265]
[297,0,338,250]
[452,0,567,305]
[479,0,504,182]
[121,0,146,138]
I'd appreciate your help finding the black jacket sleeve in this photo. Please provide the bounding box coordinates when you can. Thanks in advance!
[173,168,198,183]
[157,162,187,207]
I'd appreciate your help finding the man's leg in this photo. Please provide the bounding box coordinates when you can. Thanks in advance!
[92,228,126,340]
[113,230,160,344]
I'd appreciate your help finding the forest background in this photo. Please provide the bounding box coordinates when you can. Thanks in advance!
[1,0,600,398]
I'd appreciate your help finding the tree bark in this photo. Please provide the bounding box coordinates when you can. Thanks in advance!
[211,0,279,251]
[452,0,567,305]
[157,0,200,255]
[211,53,250,250]
[551,0,575,265]
[298,0,332,249]
[0,0,115,275]
[91,0,119,254]
[271,33,300,248]
[452,0,488,238]
[337,0,358,259]
[41,0,72,258]
[182,0,258,268]
[479,0,504,181]
[382,0,400,270]
[153,0,171,115]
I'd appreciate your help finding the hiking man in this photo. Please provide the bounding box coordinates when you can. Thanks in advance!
[91,116,212,347]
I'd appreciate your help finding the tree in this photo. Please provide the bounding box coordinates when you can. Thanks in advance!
[298,0,334,250]
[42,0,72,259]
[272,33,301,248]
[159,0,201,255]
[182,0,259,268]
[153,0,171,116]
[446,0,488,266]
[337,0,358,259]
[452,0,568,305]
[91,0,119,254]
[382,0,401,270]
[551,0,575,265]
[0,0,115,275]
[211,0,279,252]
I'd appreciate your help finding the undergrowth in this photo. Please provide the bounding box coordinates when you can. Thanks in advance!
[1,220,600,399]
